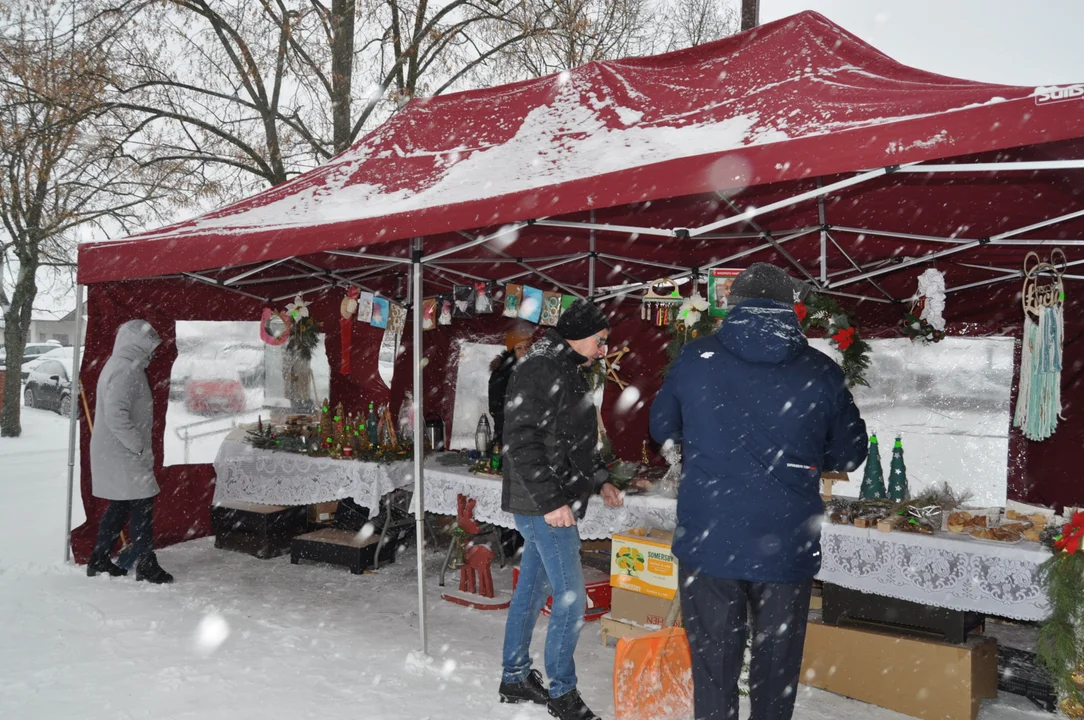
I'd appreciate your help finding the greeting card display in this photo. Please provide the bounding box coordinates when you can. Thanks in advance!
[371,296,390,329]
[519,285,544,323]
[453,285,474,317]
[422,298,438,331]
[539,292,562,326]
[503,284,524,318]
[560,294,576,316]
[356,291,374,323]
[707,268,743,319]
[474,283,494,314]
[438,295,453,326]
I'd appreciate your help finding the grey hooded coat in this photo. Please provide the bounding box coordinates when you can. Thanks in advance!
[90,320,162,501]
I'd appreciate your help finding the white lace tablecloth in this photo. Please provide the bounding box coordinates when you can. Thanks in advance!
[416,466,678,540]
[817,522,1052,621]
[212,428,415,510]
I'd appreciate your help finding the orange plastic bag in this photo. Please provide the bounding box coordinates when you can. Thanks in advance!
[613,625,695,720]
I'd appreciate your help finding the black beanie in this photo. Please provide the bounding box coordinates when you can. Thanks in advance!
[729,263,809,307]
[556,299,610,340]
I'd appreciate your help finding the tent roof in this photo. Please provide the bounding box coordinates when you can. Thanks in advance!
[78,10,1084,285]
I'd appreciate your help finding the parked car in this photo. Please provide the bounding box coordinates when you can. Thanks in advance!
[1,340,62,375]
[21,345,80,381]
[184,363,246,415]
[24,358,73,416]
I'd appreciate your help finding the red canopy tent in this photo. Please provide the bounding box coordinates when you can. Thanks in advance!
[72,11,1084,650]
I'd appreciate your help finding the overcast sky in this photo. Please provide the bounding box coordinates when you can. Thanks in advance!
[761,0,1084,86]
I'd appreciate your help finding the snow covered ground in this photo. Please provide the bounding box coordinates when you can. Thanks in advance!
[0,404,1053,719]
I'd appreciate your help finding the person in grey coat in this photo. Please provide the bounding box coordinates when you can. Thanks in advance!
[87,320,173,584]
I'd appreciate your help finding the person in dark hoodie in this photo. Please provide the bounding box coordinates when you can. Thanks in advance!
[498,299,623,720]
[488,326,533,447]
[650,264,867,720]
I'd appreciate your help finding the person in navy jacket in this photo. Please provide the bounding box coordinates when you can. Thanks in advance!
[650,263,867,720]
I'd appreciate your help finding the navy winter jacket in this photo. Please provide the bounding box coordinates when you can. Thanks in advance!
[650,299,868,583]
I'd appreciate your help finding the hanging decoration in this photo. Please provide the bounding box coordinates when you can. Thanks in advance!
[1038,511,1084,717]
[422,298,438,330]
[519,285,544,323]
[453,285,474,317]
[473,283,494,314]
[285,294,321,360]
[1014,250,1065,442]
[678,291,709,328]
[356,291,374,324]
[539,291,563,326]
[641,278,683,326]
[902,268,947,343]
[438,295,453,325]
[260,308,291,346]
[378,302,407,388]
[707,268,742,318]
[603,347,631,390]
[371,296,390,329]
[796,292,871,388]
[339,288,359,375]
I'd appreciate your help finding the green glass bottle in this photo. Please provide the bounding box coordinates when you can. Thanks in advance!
[367,402,378,446]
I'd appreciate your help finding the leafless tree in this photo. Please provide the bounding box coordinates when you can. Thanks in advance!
[0,1,183,436]
[664,0,738,51]
[97,0,556,195]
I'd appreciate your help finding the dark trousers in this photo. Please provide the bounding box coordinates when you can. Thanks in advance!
[679,568,813,720]
[92,498,155,561]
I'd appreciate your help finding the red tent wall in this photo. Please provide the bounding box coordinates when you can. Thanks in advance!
[71,274,1083,563]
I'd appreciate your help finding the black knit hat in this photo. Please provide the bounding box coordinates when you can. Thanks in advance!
[556,299,610,340]
[729,263,809,307]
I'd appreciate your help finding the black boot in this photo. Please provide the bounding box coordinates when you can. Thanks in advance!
[499,669,548,705]
[135,552,174,584]
[87,552,127,578]
[547,689,600,720]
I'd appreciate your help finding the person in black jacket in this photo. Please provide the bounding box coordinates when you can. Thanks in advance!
[498,299,623,720]
[488,326,533,447]
[650,263,867,720]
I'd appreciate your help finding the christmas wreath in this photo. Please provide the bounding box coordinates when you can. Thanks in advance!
[1038,512,1084,717]
[662,291,871,387]
[796,293,871,387]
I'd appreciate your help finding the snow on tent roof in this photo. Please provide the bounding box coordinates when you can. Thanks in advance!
[78,10,1084,284]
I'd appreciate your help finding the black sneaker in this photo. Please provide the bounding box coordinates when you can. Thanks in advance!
[87,553,127,578]
[547,689,600,720]
[499,669,548,705]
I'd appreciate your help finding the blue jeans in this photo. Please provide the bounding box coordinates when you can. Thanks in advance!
[501,513,586,699]
[93,498,155,562]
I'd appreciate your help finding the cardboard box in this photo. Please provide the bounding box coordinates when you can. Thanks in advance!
[610,528,678,600]
[821,471,848,498]
[800,620,998,720]
[599,613,651,648]
[609,587,675,629]
[308,501,339,523]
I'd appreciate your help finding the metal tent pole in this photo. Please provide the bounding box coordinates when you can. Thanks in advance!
[817,181,827,284]
[589,211,597,298]
[411,237,428,654]
[64,283,85,563]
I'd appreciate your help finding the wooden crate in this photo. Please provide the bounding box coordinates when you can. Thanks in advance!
[290,528,396,574]
[212,502,307,559]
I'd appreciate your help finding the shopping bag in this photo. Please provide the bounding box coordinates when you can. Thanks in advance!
[613,601,694,720]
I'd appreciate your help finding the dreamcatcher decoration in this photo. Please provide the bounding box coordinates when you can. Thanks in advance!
[1014,250,1066,441]
[902,268,947,343]
[640,278,683,326]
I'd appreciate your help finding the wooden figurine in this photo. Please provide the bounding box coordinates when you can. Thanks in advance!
[460,544,496,598]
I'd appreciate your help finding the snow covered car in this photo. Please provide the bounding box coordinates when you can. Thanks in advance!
[184,363,245,415]
[21,345,80,381]
[23,357,73,416]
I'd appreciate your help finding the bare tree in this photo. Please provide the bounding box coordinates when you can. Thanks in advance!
[487,0,657,80]
[98,0,555,196]
[664,0,738,51]
[0,2,182,436]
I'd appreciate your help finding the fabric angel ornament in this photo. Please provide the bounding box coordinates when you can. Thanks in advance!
[286,295,310,320]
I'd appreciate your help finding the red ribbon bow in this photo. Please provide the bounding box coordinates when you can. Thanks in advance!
[1054,511,1084,555]
[794,303,808,322]
[832,326,856,351]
